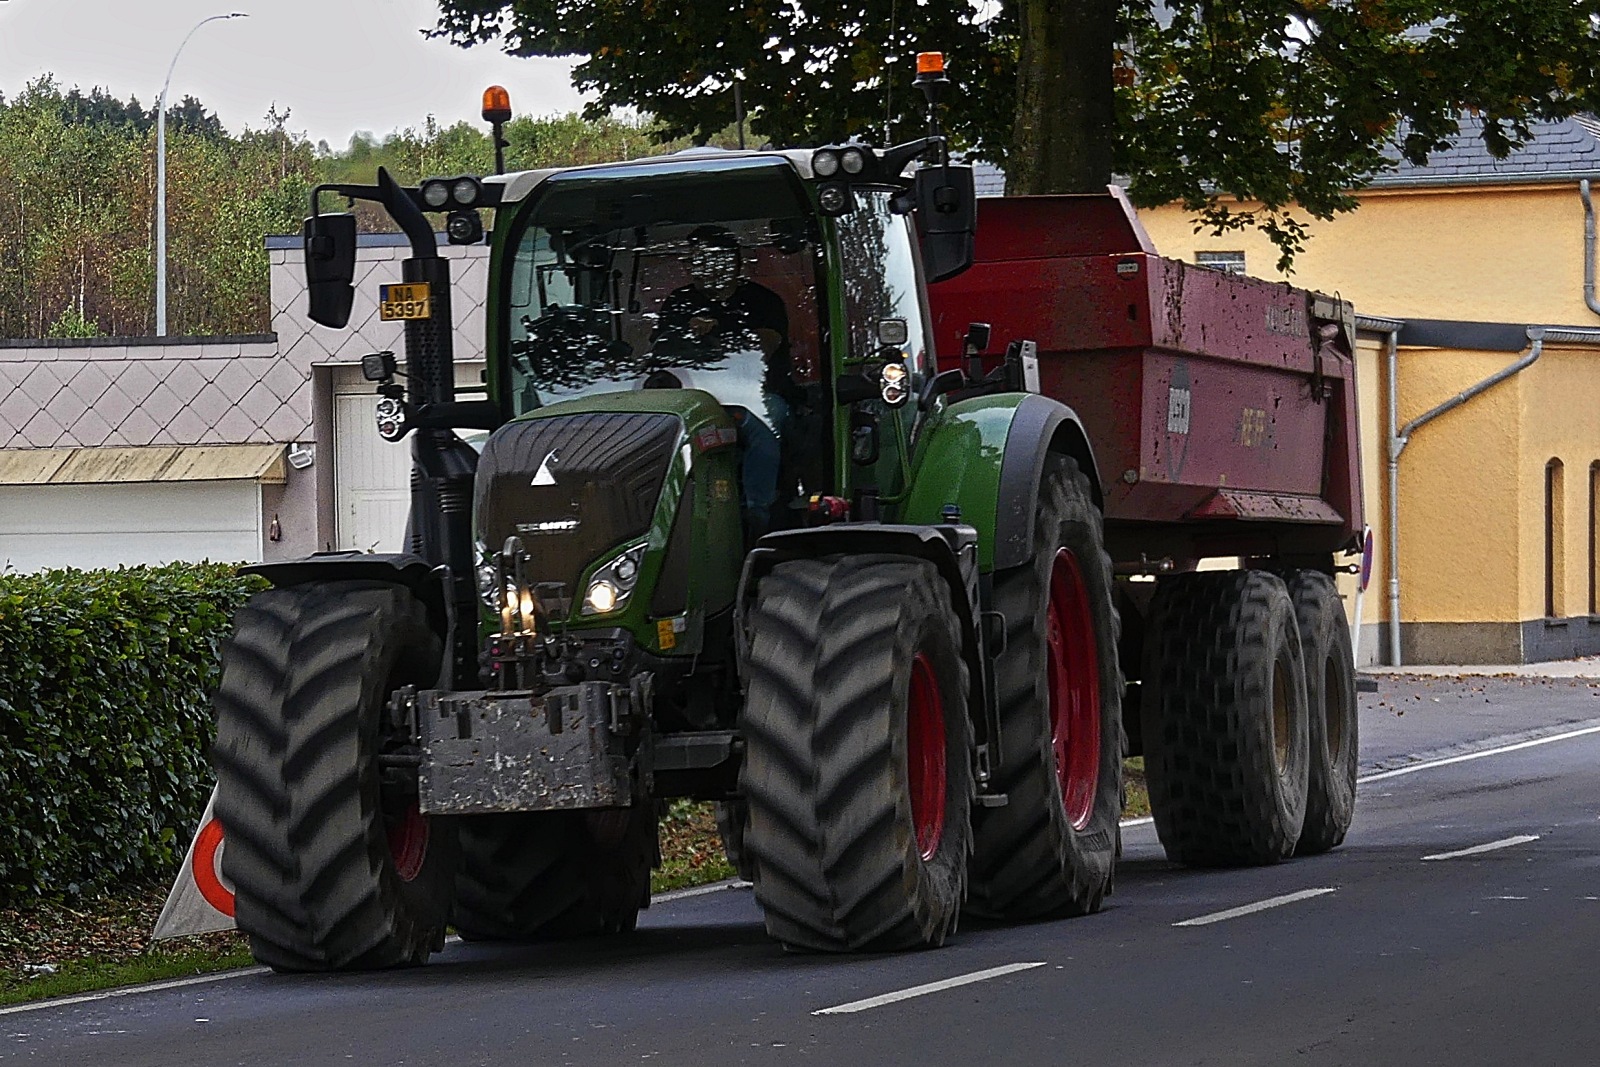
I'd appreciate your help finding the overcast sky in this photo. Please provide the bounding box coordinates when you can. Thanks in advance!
[0,0,589,147]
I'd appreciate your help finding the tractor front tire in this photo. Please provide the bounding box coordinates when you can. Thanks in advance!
[452,799,657,941]
[967,454,1123,920]
[1141,571,1310,866]
[1283,571,1358,855]
[213,581,457,971]
[742,555,973,951]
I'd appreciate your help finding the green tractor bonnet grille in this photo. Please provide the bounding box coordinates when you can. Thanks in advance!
[474,412,682,604]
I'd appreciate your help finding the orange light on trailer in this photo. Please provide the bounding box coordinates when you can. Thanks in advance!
[482,85,512,124]
[916,52,945,74]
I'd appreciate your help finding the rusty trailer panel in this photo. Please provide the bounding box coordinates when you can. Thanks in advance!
[928,191,1364,564]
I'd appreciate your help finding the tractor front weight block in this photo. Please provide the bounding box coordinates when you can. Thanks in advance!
[416,682,646,815]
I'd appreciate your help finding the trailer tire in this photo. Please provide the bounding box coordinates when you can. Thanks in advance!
[1141,571,1309,866]
[967,454,1123,920]
[453,800,657,941]
[715,799,756,883]
[1282,571,1358,855]
[741,555,973,951]
[213,581,457,971]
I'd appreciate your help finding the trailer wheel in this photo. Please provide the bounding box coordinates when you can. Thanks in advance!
[1141,571,1310,865]
[453,799,657,940]
[741,555,973,951]
[715,799,756,883]
[1282,571,1358,854]
[213,581,457,971]
[967,454,1123,920]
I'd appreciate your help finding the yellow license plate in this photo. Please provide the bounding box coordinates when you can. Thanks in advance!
[379,283,432,321]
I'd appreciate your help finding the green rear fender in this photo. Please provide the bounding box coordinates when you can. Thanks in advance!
[901,393,1102,573]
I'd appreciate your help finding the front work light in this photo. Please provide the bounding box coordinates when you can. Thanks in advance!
[816,182,853,216]
[812,149,841,178]
[421,179,451,209]
[451,177,480,206]
[840,147,867,175]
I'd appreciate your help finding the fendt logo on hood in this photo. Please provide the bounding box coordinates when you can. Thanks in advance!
[531,449,560,486]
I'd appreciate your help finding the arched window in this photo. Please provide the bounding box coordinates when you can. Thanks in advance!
[1590,462,1600,616]
[1546,458,1566,618]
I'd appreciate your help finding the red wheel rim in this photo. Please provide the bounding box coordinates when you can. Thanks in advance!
[387,802,429,882]
[1047,548,1101,831]
[907,652,948,861]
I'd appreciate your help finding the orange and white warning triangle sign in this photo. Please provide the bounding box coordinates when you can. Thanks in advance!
[152,787,237,940]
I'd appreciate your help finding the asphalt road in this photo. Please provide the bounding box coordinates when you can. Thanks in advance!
[8,675,1600,1067]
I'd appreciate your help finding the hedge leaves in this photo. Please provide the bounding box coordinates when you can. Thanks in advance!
[0,564,263,901]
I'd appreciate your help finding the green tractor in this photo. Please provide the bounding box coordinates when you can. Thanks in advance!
[211,58,1123,968]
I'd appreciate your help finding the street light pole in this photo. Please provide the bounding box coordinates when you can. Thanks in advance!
[157,11,247,337]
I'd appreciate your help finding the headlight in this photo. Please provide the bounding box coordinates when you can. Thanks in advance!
[451,177,480,206]
[840,147,866,175]
[585,581,619,615]
[812,149,840,177]
[581,543,647,616]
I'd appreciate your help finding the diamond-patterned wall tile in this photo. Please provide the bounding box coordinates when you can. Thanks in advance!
[114,362,161,407]
[263,403,311,442]
[167,405,211,443]
[213,359,260,400]
[140,381,186,427]
[262,357,308,403]
[17,363,65,408]
[19,408,67,448]
[161,359,210,403]
[214,405,259,442]
[68,406,116,446]
[117,407,161,446]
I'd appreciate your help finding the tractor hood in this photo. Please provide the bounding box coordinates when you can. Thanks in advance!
[473,389,736,610]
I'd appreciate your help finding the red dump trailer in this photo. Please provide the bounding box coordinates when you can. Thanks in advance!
[930,189,1364,860]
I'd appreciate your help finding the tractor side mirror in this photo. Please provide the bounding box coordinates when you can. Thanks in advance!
[914,165,976,283]
[303,213,357,328]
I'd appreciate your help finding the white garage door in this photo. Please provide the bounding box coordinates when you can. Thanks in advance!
[0,480,261,572]
[334,393,410,553]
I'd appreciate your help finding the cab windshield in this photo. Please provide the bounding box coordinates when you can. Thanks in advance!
[500,158,825,433]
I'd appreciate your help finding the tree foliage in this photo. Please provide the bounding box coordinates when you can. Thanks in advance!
[432,0,1600,266]
[0,79,695,339]
[0,78,315,338]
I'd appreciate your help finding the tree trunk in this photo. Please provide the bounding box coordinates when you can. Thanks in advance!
[1009,0,1115,195]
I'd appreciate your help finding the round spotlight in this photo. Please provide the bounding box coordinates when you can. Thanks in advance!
[585,580,619,614]
[840,147,866,175]
[817,182,850,215]
[880,362,910,406]
[451,177,480,206]
[613,554,638,584]
[812,149,840,178]
[420,180,450,209]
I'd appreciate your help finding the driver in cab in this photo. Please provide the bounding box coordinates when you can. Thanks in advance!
[647,225,794,538]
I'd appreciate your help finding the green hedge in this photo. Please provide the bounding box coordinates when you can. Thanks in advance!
[0,564,263,901]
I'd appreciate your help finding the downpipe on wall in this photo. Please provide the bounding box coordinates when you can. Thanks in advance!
[1584,179,1600,318]
[1379,324,1600,666]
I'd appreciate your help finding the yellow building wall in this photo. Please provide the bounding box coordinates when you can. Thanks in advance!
[1136,184,1598,326]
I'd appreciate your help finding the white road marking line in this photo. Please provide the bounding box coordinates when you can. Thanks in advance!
[1422,834,1540,861]
[1172,887,1337,927]
[1359,723,1600,784]
[813,962,1047,1015]
[651,879,752,903]
[0,968,270,1017]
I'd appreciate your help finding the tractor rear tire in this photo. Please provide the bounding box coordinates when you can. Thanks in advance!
[452,799,658,941]
[1283,571,1358,855]
[715,799,756,883]
[967,454,1124,920]
[741,555,973,951]
[1141,571,1310,866]
[213,581,458,971]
